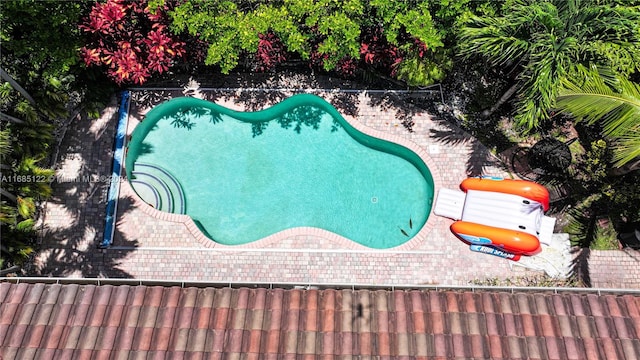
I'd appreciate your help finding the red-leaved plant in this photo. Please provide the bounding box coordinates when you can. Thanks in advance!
[254,32,287,72]
[79,0,185,85]
[307,25,428,79]
[360,26,400,70]
[360,26,428,77]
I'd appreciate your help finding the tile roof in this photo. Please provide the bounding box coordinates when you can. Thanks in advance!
[1,281,640,359]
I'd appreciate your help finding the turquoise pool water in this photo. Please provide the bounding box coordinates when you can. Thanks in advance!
[126,94,434,248]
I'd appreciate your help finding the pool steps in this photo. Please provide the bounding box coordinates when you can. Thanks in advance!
[129,179,162,209]
[130,163,186,214]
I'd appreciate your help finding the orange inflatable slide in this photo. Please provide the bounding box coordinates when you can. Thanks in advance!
[434,177,556,261]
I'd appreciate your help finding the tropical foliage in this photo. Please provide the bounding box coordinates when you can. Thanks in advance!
[556,72,640,168]
[167,0,455,85]
[80,0,186,85]
[458,0,640,130]
[1,74,56,270]
[0,1,86,116]
[564,169,640,251]
[0,1,89,270]
[554,71,640,255]
[0,1,84,87]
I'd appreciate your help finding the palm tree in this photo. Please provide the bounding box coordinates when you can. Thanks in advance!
[0,67,35,106]
[556,73,640,169]
[458,0,640,130]
[1,74,56,271]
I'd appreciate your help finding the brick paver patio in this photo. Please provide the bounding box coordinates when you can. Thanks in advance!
[31,76,639,288]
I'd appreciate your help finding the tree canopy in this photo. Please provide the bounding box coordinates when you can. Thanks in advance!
[0,1,88,270]
[167,0,452,85]
[458,0,640,129]
[0,0,84,90]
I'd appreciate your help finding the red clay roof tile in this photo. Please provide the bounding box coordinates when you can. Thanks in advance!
[539,313,558,337]
[445,292,460,313]
[412,309,426,334]
[544,335,566,360]
[0,282,11,304]
[581,337,601,360]
[622,295,640,318]
[3,282,640,358]
[594,315,615,338]
[534,295,550,315]
[620,338,640,359]
[484,312,501,336]
[487,334,506,359]
[587,294,605,316]
[568,294,587,316]
[193,306,212,330]
[429,291,444,313]
[556,315,575,337]
[612,316,638,339]
[499,293,515,314]
[607,295,625,317]
[392,332,409,356]
[466,312,483,335]
[601,337,623,359]
[95,326,118,350]
[564,336,582,360]
[448,312,465,334]
[525,336,544,360]
[506,335,526,359]
[516,293,532,314]
[453,332,472,358]
[551,294,569,316]
[42,324,65,349]
[462,291,480,313]
[503,313,518,336]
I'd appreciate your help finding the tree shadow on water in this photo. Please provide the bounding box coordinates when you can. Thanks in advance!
[134,143,155,158]
[202,88,358,137]
[278,106,324,132]
[249,105,327,137]
[161,106,215,130]
[195,74,361,131]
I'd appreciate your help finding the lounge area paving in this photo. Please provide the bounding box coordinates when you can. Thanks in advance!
[31,75,639,288]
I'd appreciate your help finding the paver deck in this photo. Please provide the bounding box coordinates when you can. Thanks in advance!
[31,77,639,288]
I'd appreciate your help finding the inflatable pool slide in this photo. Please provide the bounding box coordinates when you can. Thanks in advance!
[434,177,556,261]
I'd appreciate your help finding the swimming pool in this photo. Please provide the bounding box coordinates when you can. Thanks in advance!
[125,94,435,248]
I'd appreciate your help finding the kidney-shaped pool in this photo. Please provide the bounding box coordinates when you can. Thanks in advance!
[125,94,435,249]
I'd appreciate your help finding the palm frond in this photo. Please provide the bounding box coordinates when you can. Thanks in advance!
[514,46,569,129]
[557,77,640,132]
[458,0,640,131]
[613,130,640,166]
[557,75,640,167]
[564,206,597,248]
[0,129,10,160]
[457,16,530,65]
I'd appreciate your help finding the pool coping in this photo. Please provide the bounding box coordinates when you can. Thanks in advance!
[118,92,442,252]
